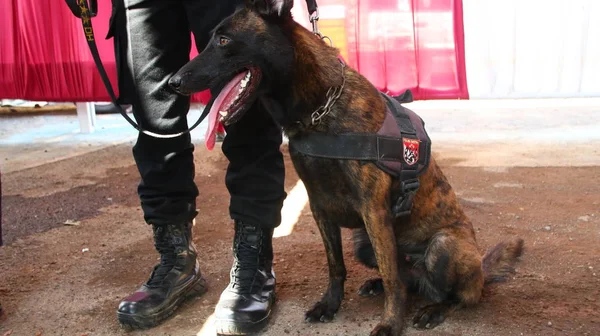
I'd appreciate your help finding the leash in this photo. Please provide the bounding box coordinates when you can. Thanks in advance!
[65,0,323,138]
[65,0,209,138]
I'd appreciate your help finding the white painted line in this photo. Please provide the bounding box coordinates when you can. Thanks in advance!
[274,180,309,238]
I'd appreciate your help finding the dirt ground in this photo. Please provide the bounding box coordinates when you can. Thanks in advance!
[1,139,599,336]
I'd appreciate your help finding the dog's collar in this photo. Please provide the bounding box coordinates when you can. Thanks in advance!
[310,59,346,125]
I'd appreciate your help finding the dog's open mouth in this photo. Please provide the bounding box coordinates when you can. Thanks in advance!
[209,67,262,126]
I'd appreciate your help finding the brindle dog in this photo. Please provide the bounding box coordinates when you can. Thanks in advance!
[169,0,524,334]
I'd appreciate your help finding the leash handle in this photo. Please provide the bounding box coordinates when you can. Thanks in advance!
[67,0,209,139]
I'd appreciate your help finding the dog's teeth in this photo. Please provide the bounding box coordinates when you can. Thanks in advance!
[219,111,227,117]
[245,71,251,80]
[240,79,248,88]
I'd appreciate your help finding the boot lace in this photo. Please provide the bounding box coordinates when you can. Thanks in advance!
[146,226,178,288]
[230,225,263,294]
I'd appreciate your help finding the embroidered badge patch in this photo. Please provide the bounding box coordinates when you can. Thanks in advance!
[402,138,420,165]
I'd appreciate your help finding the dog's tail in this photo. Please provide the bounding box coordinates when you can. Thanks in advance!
[482,238,524,285]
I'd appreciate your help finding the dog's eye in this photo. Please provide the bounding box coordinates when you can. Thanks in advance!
[218,36,231,46]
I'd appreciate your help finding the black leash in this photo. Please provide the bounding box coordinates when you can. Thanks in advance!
[65,0,321,138]
[305,0,318,15]
[65,0,209,138]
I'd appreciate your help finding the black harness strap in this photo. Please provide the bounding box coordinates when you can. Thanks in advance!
[289,133,404,162]
[377,93,430,217]
[383,95,417,135]
[288,93,423,166]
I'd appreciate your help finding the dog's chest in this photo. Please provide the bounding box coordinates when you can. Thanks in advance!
[289,153,365,227]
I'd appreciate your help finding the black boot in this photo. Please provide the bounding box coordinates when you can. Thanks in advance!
[117,221,207,329]
[214,221,276,335]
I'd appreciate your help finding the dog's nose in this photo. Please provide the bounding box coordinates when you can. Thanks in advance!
[168,73,187,90]
[169,76,182,88]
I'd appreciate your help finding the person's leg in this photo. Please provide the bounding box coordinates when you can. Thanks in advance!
[213,102,286,334]
[114,0,205,329]
[183,1,286,333]
[221,104,286,229]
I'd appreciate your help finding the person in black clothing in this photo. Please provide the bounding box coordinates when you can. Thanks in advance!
[108,0,286,333]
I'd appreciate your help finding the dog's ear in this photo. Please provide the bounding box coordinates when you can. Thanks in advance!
[246,0,293,18]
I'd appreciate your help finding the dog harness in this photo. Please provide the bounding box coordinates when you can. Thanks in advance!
[289,90,432,218]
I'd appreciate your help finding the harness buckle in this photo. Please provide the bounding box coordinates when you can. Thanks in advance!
[392,178,420,218]
[400,178,420,194]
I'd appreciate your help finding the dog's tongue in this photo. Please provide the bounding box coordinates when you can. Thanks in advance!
[204,71,247,150]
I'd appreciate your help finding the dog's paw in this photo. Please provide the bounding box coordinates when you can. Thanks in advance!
[358,278,384,297]
[304,301,338,323]
[370,322,402,336]
[412,304,448,329]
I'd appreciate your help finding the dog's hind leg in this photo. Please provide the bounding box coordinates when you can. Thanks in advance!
[358,277,385,297]
[353,227,387,297]
[411,229,485,330]
[415,237,523,329]
[304,207,347,323]
[358,266,420,298]
[354,228,422,298]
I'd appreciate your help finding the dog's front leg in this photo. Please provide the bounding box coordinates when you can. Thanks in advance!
[304,208,346,323]
[363,208,406,336]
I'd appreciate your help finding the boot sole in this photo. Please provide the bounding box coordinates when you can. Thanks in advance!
[117,274,207,330]
[214,292,276,335]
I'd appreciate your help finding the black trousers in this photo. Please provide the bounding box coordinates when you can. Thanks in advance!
[109,0,286,228]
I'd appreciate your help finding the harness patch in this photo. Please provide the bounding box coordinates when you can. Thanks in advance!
[402,138,420,166]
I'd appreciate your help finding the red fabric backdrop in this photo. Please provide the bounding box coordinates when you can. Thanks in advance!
[0,0,467,102]
[342,0,468,99]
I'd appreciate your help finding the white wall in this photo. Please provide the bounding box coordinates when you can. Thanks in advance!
[463,0,600,98]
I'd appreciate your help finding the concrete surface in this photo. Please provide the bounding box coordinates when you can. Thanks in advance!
[1,98,599,172]
[0,106,208,173]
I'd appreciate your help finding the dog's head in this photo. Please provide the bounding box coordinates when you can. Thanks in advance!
[169,0,296,126]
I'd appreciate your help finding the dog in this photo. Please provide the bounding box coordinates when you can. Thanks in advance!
[169,1,524,335]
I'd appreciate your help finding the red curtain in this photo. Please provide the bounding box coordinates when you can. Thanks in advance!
[340,0,468,99]
[1,0,113,101]
[0,0,467,102]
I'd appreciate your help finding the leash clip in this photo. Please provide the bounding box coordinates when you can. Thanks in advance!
[309,8,334,47]
[309,8,320,36]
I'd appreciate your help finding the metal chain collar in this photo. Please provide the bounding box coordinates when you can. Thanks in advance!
[311,60,346,125]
